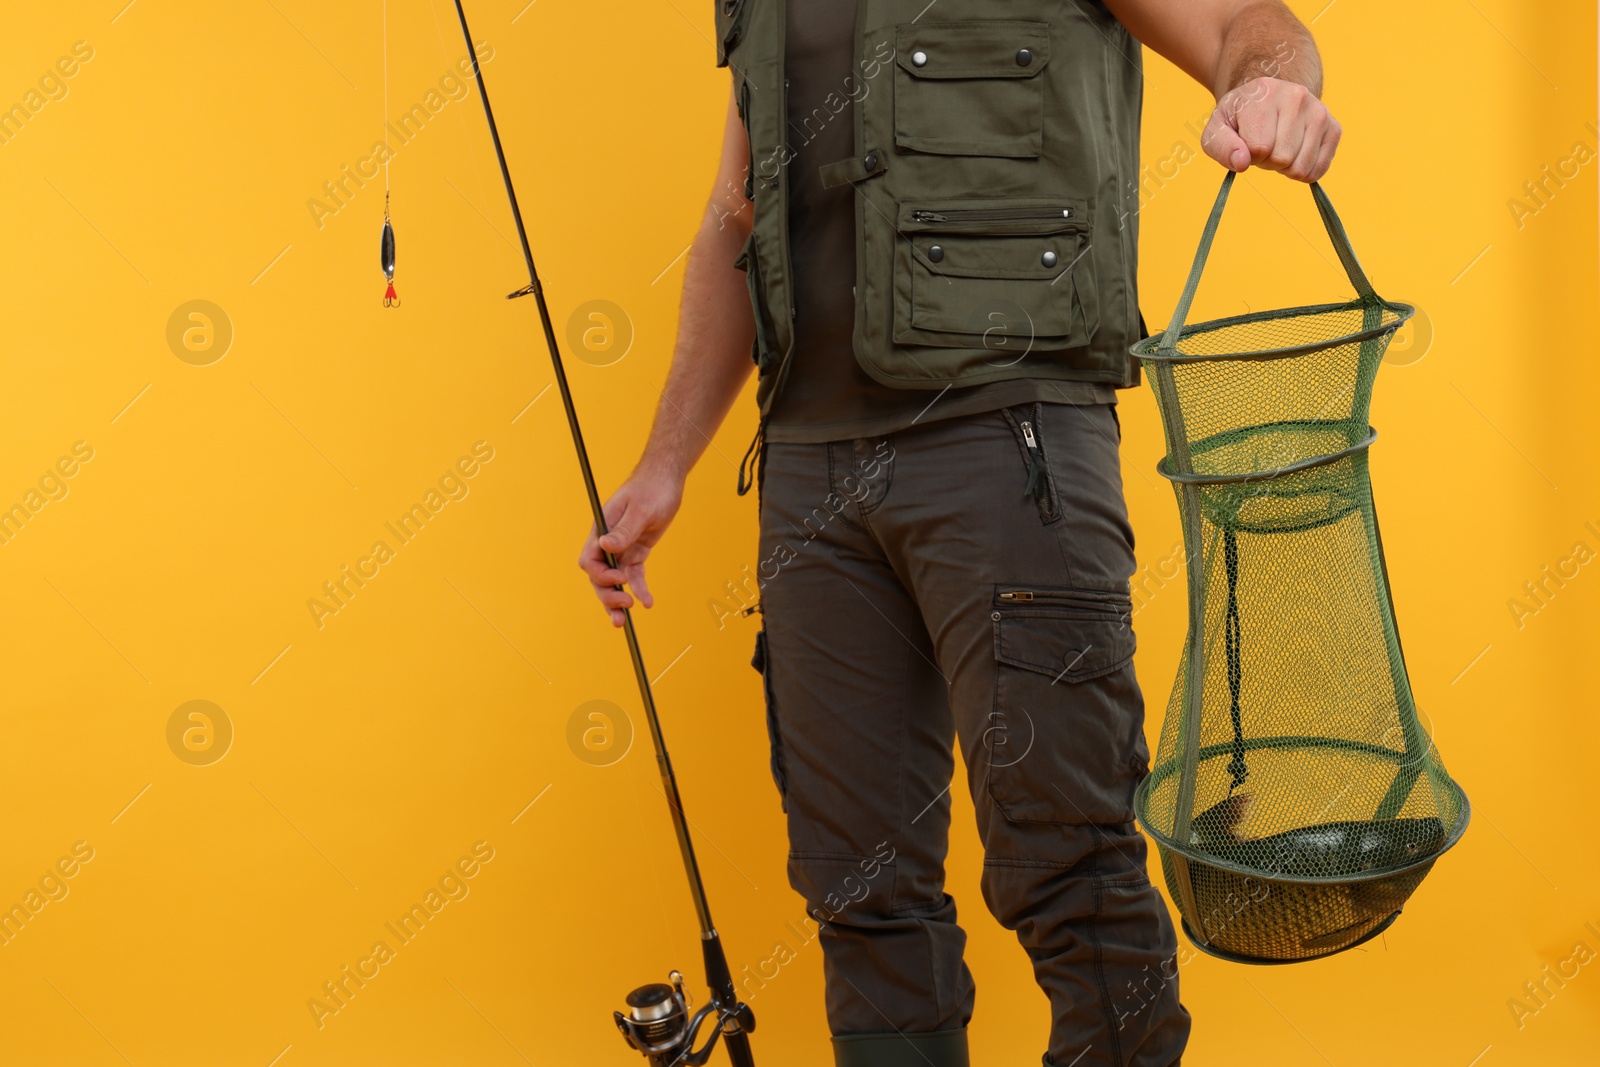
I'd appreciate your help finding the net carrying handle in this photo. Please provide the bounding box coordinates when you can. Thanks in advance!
[1156,172,1380,355]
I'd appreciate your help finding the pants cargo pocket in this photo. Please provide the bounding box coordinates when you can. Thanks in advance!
[751,628,788,810]
[985,585,1148,825]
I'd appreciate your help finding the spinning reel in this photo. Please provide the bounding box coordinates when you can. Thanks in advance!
[615,970,756,1066]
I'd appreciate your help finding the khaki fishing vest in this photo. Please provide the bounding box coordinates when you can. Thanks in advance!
[716,0,1146,433]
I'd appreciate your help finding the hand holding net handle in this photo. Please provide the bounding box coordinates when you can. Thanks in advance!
[1155,171,1382,357]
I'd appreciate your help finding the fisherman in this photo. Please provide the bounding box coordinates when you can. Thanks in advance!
[581,2,1341,1063]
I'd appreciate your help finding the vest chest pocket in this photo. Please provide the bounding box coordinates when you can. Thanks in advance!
[893,197,1099,353]
[894,21,1049,158]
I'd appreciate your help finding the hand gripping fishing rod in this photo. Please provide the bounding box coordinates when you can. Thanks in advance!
[449,4,755,1065]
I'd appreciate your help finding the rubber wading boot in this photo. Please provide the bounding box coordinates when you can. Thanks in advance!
[833,1029,969,1067]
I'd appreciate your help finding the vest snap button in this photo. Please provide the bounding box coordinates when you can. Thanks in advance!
[927,244,945,263]
[1041,250,1058,268]
[911,50,928,67]
[863,153,878,171]
[1016,48,1033,66]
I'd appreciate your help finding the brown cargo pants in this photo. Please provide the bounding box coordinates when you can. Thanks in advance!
[750,401,1191,1067]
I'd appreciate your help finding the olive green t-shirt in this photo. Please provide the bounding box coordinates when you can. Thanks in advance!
[763,0,1117,445]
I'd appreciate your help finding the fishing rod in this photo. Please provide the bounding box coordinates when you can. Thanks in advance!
[448,3,756,1064]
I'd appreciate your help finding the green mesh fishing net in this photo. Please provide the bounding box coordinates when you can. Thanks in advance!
[1132,174,1470,964]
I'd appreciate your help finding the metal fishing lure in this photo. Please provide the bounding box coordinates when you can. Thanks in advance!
[381,193,398,307]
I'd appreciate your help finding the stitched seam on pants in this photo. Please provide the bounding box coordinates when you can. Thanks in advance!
[911,862,945,1021]
[790,850,890,863]
[854,463,890,543]
[982,856,1080,870]
[826,442,872,534]
[826,438,895,533]
[890,898,944,916]
[1101,876,1150,890]
[1088,824,1126,1067]
[894,632,912,892]
[856,436,894,518]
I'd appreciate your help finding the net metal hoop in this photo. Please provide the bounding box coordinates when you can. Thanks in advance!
[1134,737,1472,886]
[1134,299,1416,365]
[1156,425,1378,485]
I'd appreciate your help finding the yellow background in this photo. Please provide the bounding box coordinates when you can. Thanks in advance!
[1,1,1595,1064]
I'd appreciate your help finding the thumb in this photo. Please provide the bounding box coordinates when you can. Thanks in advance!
[597,506,637,555]
[1201,106,1252,172]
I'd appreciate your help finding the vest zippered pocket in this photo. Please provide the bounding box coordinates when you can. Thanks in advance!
[908,206,1083,231]
[899,196,1091,275]
[893,196,1098,351]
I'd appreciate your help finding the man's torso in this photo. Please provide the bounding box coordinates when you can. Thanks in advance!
[765,0,1122,445]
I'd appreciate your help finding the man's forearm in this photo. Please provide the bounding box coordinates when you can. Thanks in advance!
[1213,1,1320,96]
[1109,0,1338,180]
[637,210,757,482]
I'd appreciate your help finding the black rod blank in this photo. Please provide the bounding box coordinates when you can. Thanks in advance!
[447,5,754,1065]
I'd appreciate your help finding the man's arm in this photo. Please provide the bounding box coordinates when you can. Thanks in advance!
[579,87,756,625]
[1105,0,1340,182]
